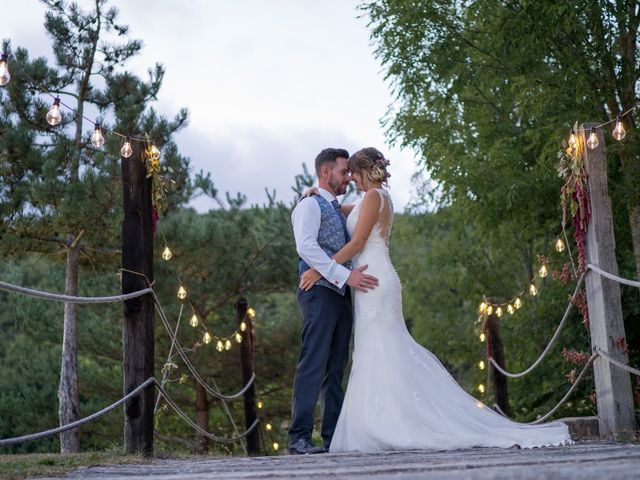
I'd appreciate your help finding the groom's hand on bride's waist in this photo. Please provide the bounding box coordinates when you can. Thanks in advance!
[347,265,379,293]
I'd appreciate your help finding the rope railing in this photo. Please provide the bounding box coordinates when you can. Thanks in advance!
[488,271,587,378]
[596,347,640,377]
[0,279,153,303]
[0,377,260,447]
[587,264,640,288]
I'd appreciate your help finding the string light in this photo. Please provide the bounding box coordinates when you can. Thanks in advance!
[529,284,538,296]
[162,246,173,261]
[272,442,279,451]
[539,264,548,278]
[486,305,493,316]
[479,333,486,342]
[257,400,264,409]
[189,314,199,328]
[507,304,515,315]
[91,123,105,148]
[266,423,272,431]
[247,307,256,319]
[120,137,133,158]
[495,306,503,317]
[514,297,522,309]
[478,360,485,370]
[235,332,242,343]
[46,96,62,126]
[586,127,599,149]
[224,339,232,351]
[612,115,626,140]
[240,321,247,332]
[478,302,487,314]
[0,53,10,86]
[478,384,485,394]
[203,332,211,344]
[555,238,565,252]
[216,340,224,352]
[568,129,577,149]
[177,285,187,300]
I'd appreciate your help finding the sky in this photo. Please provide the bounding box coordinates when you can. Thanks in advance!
[4,0,423,211]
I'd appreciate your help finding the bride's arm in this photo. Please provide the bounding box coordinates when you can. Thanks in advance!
[341,204,356,216]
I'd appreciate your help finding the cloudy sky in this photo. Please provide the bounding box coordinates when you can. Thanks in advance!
[5,0,423,211]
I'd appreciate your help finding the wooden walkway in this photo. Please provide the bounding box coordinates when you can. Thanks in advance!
[44,442,640,479]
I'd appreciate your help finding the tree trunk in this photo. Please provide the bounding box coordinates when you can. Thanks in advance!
[58,240,80,453]
[194,382,209,454]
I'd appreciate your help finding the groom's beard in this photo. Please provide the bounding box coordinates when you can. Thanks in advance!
[329,178,348,196]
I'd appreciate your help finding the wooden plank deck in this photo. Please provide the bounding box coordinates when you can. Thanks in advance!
[44,442,640,479]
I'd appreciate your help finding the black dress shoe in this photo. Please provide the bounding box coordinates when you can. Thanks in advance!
[289,438,326,454]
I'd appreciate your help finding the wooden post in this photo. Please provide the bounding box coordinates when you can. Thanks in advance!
[485,308,509,416]
[237,298,260,455]
[581,123,636,441]
[122,140,155,455]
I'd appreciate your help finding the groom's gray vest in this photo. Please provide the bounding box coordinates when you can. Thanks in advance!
[298,195,351,296]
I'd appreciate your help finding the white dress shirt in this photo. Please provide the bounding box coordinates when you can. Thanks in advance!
[291,187,351,289]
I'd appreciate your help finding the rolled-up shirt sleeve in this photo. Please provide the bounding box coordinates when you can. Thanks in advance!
[291,197,351,289]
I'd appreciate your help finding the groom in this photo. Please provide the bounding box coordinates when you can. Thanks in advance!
[289,148,378,454]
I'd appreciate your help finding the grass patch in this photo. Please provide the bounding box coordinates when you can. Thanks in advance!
[0,450,150,480]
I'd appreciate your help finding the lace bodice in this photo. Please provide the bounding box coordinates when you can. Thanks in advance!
[346,188,394,252]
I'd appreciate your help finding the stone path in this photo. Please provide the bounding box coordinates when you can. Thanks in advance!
[42,442,640,480]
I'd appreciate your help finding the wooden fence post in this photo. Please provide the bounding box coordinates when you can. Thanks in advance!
[236,298,260,455]
[581,122,636,441]
[485,307,509,416]
[122,140,155,455]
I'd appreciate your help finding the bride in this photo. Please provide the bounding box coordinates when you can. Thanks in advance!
[299,147,572,452]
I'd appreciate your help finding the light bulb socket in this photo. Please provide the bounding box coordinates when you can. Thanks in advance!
[53,96,61,106]
[94,123,101,131]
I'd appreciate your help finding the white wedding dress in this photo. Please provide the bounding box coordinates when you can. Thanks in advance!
[329,188,572,452]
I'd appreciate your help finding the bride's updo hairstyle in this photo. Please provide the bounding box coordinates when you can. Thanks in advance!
[348,147,391,187]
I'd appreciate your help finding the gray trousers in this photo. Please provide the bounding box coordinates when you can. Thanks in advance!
[289,285,352,449]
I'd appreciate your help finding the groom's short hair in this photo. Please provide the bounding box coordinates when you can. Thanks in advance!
[315,148,350,176]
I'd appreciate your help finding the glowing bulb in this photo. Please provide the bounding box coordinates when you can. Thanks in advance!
[529,284,538,296]
[507,304,515,315]
[91,123,105,148]
[247,307,256,318]
[257,400,264,409]
[555,238,565,252]
[612,116,626,141]
[177,285,187,300]
[0,53,10,86]
[478,302,487,314]
[266,423,272,431]
[478,384,485,393]
[539,264,548,278]
[486,305,493,316]
[478,360,485,370]
[514,297,522,309]
[120,138,133,158]
[586,127,599,149]
[162,246,172,261]
[240,321,247,332]
[272,442,279,451]
[568,129,577,149]
[203,332,211,344]
[46,97,62,126]
[479,333,486,342]
[495,307,503,317]
[224,339,232,350]
[216,340,223,352]
[235,332,242,343]
[190,314,199,328]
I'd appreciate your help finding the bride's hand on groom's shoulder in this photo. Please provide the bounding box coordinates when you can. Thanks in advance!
[300,268,322,291]
[301,187,320,198]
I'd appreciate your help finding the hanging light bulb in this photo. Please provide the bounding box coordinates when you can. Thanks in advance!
[216,340,224,352]
[235,332,242,343]
[555,238,565,252]
[478,384,486,394]
[586,127,599,149]
[478,360,485,370]
[266,423,272,431]
[46,97,62,126]
[539,264,548,278]
[177,285,187,300]
[478,302,487,314]
[612,115,626,141]
[240,321,247,332]
[514,297,522,309]
[257,400,264,409]
[91,123,105,148]
[272,442,279,451]
[190,314,199,328]
[495,307,503,317]
[120,137,133,158]
[203,332,212,344]
[479,333,486,342]
[247,307,256,319]
[568,129,577,149]
[507,304,515,315]
[162,246,172,261]
[529,284,538,296]
[224,339,232,350]
[0,53,10,86]
[486,305,493,316]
